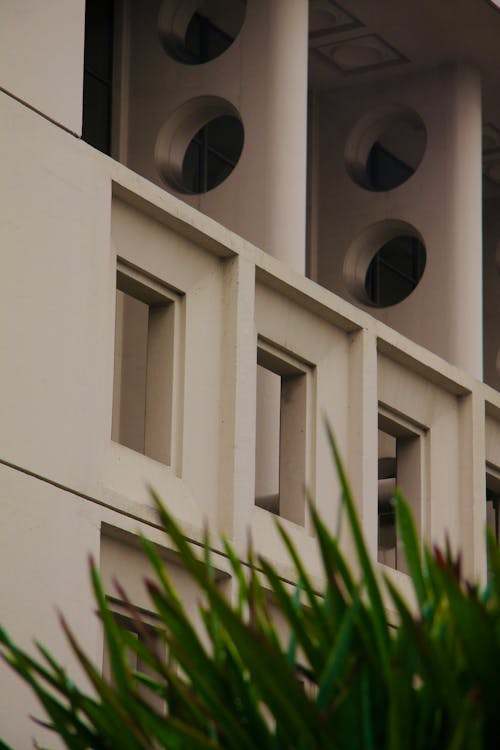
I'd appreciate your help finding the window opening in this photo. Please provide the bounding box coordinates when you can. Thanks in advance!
[103,607,165,713]
[365,235,426,307]
[366,141,414,192]
[487,487,500,541]
[345,106,426,192]
[377,431,397,568]
[255,346,308,526]
[185,10,233,64]
[486,471,500,579]
[83,0,115,155]
[378,415,423,572]
[181,115,244,193]
[486,471,500,542]
[255,365,280,515]
[159,0,246,64]
[112,268,176,464]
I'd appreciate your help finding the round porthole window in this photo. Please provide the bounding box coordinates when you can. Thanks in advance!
[343,220,426,308]
[159,0,246,64]
[345,105,427,192]
[182,115,244,193]
[364,235,426,307]
[155,97,244,194]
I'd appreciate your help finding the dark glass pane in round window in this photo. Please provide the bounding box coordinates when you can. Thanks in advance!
[366,141,415,191]
[181,115,244,194]
[169,0,246,64]
[365,236,426,307]
[347,116,426,192]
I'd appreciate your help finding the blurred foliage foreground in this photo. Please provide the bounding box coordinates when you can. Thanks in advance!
[2,426,500,750]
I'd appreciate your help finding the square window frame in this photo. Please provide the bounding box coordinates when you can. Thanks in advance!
[102,596,167,712]
[112,261,183,470]
[377,406,427,573]
[486,464,500,542]
[254,337,313,528]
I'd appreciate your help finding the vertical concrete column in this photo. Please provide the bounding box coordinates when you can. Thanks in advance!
[316,64,483,378]
[445,66,483,378]
[262,0,309,273]
[125,0,309,274]
[246,0,309,519]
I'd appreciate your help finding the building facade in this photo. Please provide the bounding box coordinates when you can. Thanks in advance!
[2,0,500,744]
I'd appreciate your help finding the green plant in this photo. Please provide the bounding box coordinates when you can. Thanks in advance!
[2,425,500,749]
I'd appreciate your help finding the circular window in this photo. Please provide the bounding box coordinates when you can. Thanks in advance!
[345,105,427,192]
[343,220,426,308]
[155,97,244,194]
[159,0,246,64]
[182,115,244,193]
[364,235,426,307]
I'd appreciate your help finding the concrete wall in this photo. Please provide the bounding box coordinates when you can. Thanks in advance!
[0,79,496,744]
[0,2,497,744]
[0,0,85,133]
[0,467,100,749]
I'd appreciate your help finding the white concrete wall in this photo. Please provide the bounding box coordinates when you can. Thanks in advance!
[0,93,113,493]
[1,81,489,562]
[0,0,85,133]
[0,45,495,746]
[0,467,100,750]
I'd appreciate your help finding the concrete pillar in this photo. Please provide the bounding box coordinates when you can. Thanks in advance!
[260,0,308,273]
[314,64,483,379]
[445,66,483,377]
[249,0,308,519]
[122,0,308,273]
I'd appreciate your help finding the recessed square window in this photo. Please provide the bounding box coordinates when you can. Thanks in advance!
[377,413,424,571]
[103,605,165,713]
[486,470,500,542]
[255,343,309,526]
[112,266,179,465]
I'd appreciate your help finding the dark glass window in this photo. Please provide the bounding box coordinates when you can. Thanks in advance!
[487,487,500,541]
[184,11,233,64]
[181,116,244,194]
[366,141,415,192]
[82,0,114,155]
[365,236,426,307]
[160,1,246,64]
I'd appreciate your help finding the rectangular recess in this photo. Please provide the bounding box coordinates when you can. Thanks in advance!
[486,467,500,542]
[102,601,165,713]
[255,341,309,526]
[378,410,424,572]
[112,265,179,465]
